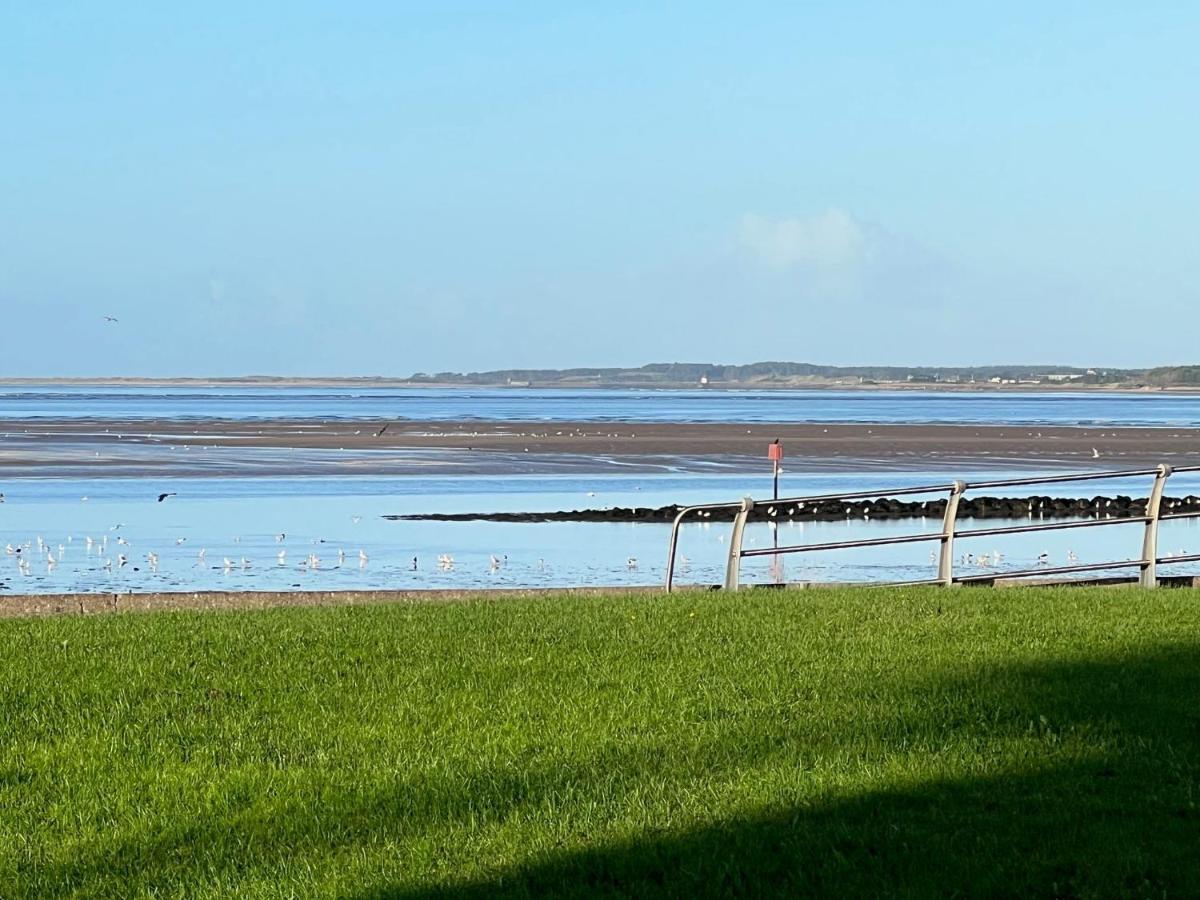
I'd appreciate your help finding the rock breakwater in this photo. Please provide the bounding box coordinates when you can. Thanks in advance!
[389,494,1200,524]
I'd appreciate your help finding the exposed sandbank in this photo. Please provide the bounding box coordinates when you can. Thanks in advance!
[2,420,1199,474]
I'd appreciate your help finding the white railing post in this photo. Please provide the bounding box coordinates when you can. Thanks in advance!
[938,480,966,586]
[664,506,692,592]
[723,497,754,591]
[1140,464,1172,588]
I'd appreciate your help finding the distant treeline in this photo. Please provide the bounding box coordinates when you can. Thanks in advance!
[18,364,1200,388]
[407,361,1154,386]
[1145,367,1200,386]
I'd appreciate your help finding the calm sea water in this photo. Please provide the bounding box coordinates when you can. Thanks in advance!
[3,385,1200,426]
[6,471,1200,596]
[4,386,1200,595]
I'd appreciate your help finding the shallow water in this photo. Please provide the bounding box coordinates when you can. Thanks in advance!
[5,386,1200,596]
[5,471,1200,596]
[5,385,1200,426]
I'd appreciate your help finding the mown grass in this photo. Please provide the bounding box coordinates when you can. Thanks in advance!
[2,586,1199,898]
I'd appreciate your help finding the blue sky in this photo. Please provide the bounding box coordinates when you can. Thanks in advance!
[2,2,1197,376]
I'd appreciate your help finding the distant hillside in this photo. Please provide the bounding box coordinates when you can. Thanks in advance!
[1146,367,1200,386]
[4,363,1180,389]
[406,362,1147,388]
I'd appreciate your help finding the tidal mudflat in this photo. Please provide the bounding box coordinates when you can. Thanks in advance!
[5,387,1200,597]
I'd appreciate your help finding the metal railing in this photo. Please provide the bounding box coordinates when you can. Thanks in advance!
[664,463,1200,592]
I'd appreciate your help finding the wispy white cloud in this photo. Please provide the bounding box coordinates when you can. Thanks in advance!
[734,208,961,313]
[208,275,227,305]
[738,209,866,271]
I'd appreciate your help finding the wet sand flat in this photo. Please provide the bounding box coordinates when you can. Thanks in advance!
[2,419,1200,472]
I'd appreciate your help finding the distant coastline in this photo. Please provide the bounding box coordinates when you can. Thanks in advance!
[0,376,1195,393]
[3,360,1200,391]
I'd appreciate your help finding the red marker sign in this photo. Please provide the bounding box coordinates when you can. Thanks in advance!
[768,441,783,500]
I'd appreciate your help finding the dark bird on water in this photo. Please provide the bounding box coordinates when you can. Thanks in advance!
[375,423,391,437]
[157,493,177,502]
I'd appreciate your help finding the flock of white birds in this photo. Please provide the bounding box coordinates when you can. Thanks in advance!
[1,524,562,586]
[3,529,377,579]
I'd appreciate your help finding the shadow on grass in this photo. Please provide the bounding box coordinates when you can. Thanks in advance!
[33,645,1200,898]
[375,645,1200,898]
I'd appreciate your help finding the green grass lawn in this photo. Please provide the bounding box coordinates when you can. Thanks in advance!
[2,587,1199,898]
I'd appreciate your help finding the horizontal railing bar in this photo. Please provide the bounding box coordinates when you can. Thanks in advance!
[741,517,1151,561]
[1156,554,1200,565]
[679,502,1200,526]
[953,516,1151,540]
[676,501,752,514]
[740,531,944,558]
[766,484,957,506]
[712,466,1200,519]
[781,577,947,589]
[1158,511,1200,523]
[965,468,1162,490]
[756,468,1178,512]
[955,558,1145,583]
